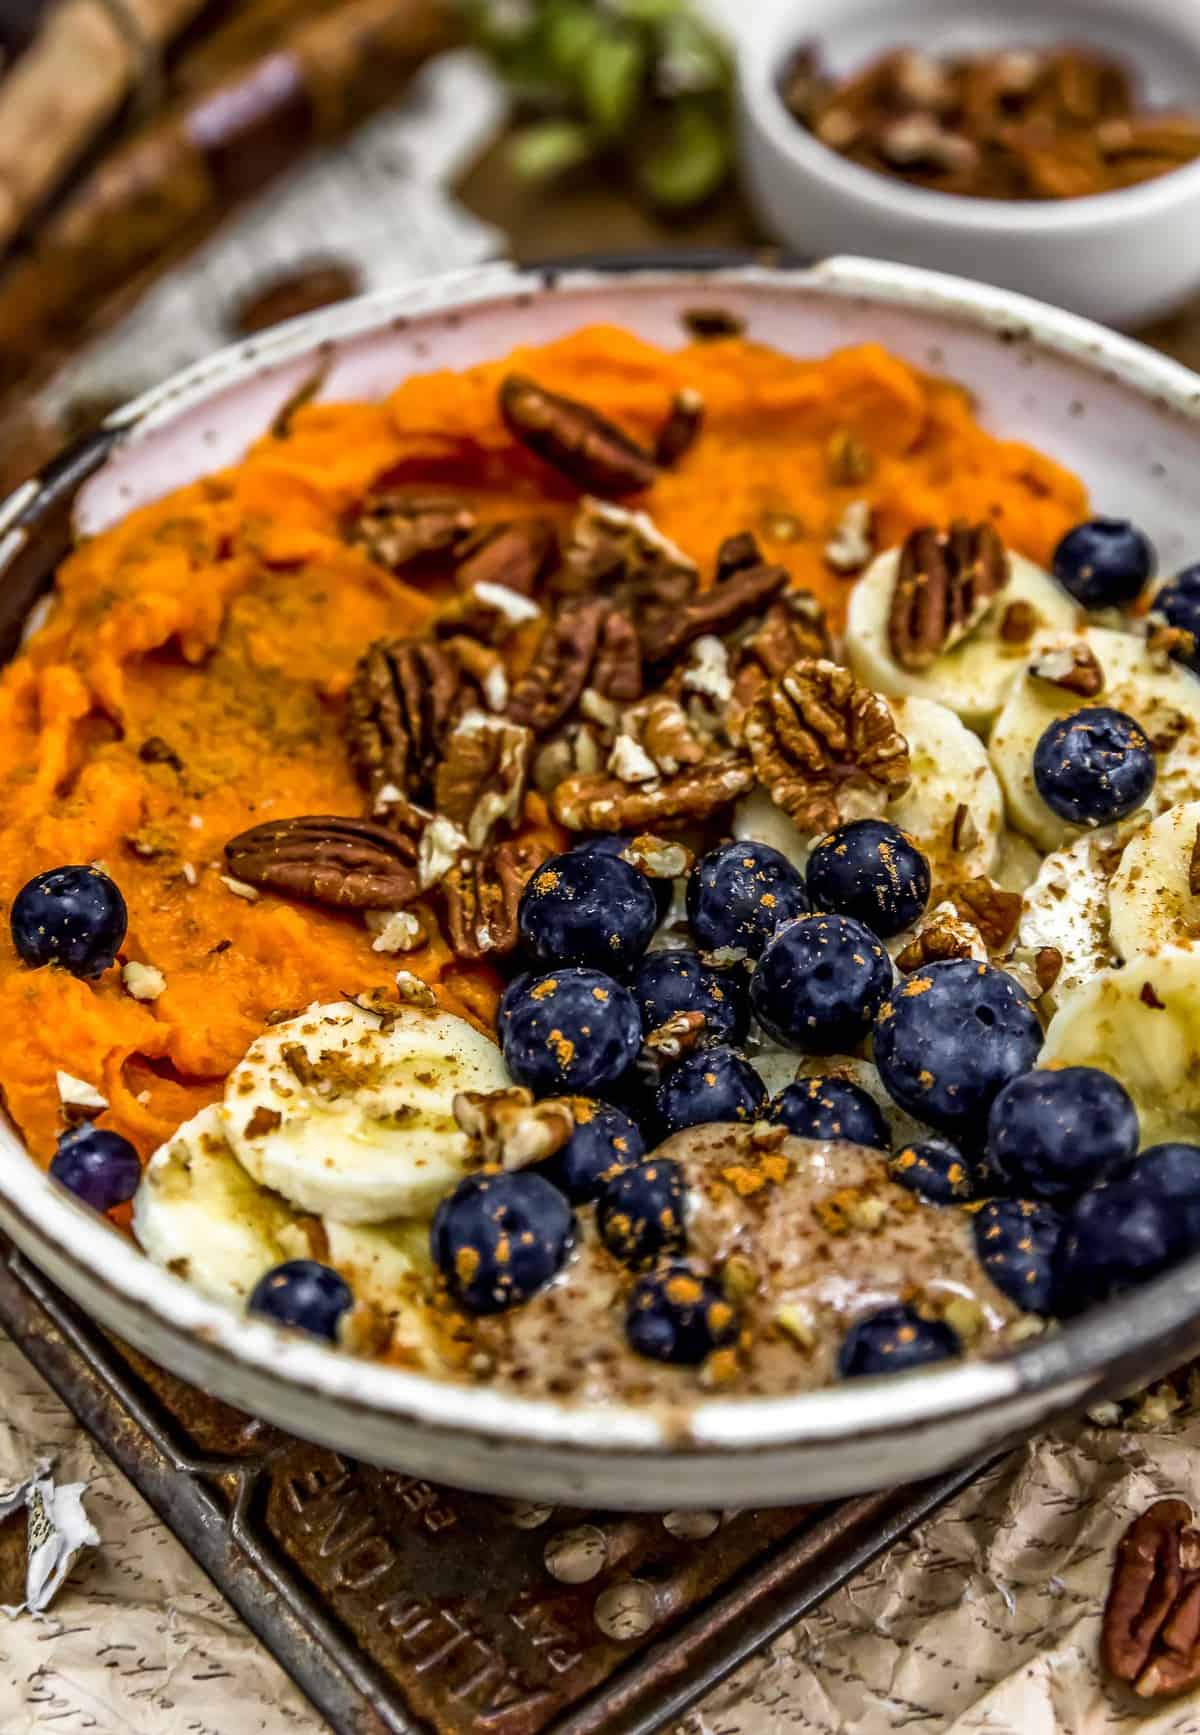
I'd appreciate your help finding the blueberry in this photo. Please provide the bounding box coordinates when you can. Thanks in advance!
[573,836,672,920]
[518,850,657,973]
[11,865,127,977]
[248,1260,354,1340]
[631,949,748,1047]
[1154,566,1200,670]
[625,1263,740,1366]
[1033,707,1156,827]
[687,840,808,958]
[837,1304,960,1379]
[50,1125,141,1212]
[769,1076,889,1150]
[750,914,892,1054]
[888,1140,979,1205]
[498,971,532,1029]
[1052,518,1155,609]
[655,1046,767,1135]
[431,1171,574,1315]
[806,819,931,939]
[597,1158,687,1268]
[1111,1142,1200,1252]
[986,1066,1138,1202]
[873,960,1042,1139]
[501,968,642,1096]
[973,1198,1063,1313]
[1053,1182,1185,1315]
[537,1100,645,1203]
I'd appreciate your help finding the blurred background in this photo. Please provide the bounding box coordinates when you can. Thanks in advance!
[3,0,1200,492]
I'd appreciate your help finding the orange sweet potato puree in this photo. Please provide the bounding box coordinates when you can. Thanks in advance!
[0,326,1086,1168]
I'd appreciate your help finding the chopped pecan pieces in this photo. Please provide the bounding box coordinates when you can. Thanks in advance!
[825,429,874,485]
[1103,1499,1200,1698]
[999,598,1038,645]
[896,911,980,972]
[552,757,755,833]
[1029,640,1105,697]
[499,374,657,497]
[731,592,832,721]
[654,388,705,467]
[825,498,875,574]
[888,522,1009,671]
[621,834,694,880]
[439,836,550,960]
[454,517,558,597]
[348,495,476,572]
[745,659,911,835]
[642,559,790,666]
[224,816,421,910]
[715,531,763,582]
[947,876,1023,951]
[559,499,698,642]
[1191,825,1200,899]
[1034,945,1064,993]
[347,639,464,821]
[591,608,644,705]
[433,713,532,850]
[644,1009,708,1063]
[453,1086,575,1169]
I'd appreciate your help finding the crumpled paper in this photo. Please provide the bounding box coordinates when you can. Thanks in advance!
[0,1463,97,1618]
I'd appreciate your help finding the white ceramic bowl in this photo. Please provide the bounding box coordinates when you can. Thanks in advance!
[738,0,1200,327]
[5,257,1200,1509]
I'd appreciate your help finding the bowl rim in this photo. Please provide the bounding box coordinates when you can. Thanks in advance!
[738,0,1200,234]
[6,253,1200,1460]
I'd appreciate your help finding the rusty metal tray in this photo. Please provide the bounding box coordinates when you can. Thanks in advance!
[0,1236,989,1735]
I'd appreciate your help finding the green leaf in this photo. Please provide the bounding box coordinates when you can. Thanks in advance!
[544,4,608,82]
[581,31,646,135]
[634,101,731,208]
[611,0,686,22]
[509,119,598,180]
[654,14,731,97]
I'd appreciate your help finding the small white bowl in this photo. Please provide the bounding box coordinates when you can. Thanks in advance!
[738,0,1200,327]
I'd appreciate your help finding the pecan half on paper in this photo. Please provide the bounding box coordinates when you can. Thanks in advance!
[347,495,476,573]
[552,756,754,833]
[225,816,421,909]
[440,836,550,960]
[1103,1498,1200,1698]
[745,658,911,835]
[499,374,658,497]
[347,638,464,820]
[888,522,1010,671]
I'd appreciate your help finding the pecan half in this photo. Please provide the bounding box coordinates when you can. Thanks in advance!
[224,816,421,909]
[731,592,833,721]
[888,522,1010,671]
[1029,640,1105,697]
[433,713,532,850]
[499,374,657,497]
[715,531,763,581]
[348,495,476,572]
[591,608,644,705]
[947,875,1023,952]
[439,836,550,960]
[654,388,705,467]
[347,639,463,820]
[1103,1499,1200,1698]
[507,599,611,736]
[745,659,911,835]
[896,912,979,972]
[455,517,559,598]
[552,757,754,833]
[642,560,790,666]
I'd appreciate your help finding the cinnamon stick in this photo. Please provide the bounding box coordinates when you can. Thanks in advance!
[0,0,458,390]
[0,0,211,251]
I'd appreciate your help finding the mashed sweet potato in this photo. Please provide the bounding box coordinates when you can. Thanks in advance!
[0,326,1086,1166]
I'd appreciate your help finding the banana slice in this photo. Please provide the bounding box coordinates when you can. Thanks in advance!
[732,785,811,870]
[1017,831,1123,1007]
[887,697,1003,880]
[322,1218,442,1370]
[221,1000,511,1224]
[846,547,1076,730]
[989,627,1200,851]
[993,829,1044,896]
[1109,801,1200,959]
[1040,947,1200,1145]
[133,1105,303,1304]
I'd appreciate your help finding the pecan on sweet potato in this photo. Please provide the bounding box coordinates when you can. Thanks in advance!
[347,495,476,573]
[552,756,755,833]
[454,517,559,598]
[439,836,551,960]
[506,599,611,736]
[433,714,532,851]
[224,816,421,910]
[641,559,790,666]
[499,374,657,497]
[346,638,463,820]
